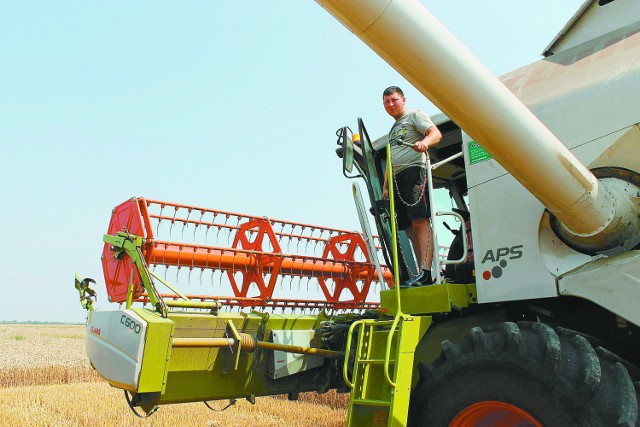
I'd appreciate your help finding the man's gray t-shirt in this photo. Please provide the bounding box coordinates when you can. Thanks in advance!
[388,109,435,174]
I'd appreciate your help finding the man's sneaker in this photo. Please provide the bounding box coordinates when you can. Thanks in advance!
[400,275,420,288]
[401,270,433,287]
[417,270,433,286]
[399,279,417,288]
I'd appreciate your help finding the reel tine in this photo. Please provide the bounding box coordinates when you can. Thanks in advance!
[299,225,306,250]
[195,209,205,242]
[313,230,321,255]
[230,216,241,246]
[208,212,216,243]
[161,242,167,269]
[169,206,179,239]
[217,248,223,287]
[218,214,229,241]
[188,246,196,285]
[306,228,314,252]
[181,208,190,240]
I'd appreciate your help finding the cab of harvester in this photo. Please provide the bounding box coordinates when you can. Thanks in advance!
[77,0,640,426]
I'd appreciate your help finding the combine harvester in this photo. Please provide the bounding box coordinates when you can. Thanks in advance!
[76,0,640,425]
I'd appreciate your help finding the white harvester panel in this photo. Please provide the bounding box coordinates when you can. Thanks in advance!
[86,309,147,391]
[464,144,558,304]
[464,16,640,305]
[266,330,324,379]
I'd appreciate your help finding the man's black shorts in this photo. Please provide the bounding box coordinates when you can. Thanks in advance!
[393,166,430,229]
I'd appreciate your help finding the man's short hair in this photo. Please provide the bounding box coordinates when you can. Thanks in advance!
[383,86,404,98]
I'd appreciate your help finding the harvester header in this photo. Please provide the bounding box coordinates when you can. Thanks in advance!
[102,197,392,311]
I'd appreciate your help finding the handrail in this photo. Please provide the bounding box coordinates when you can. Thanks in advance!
[428,149,469,277]
[383,315,401,388]
[342,319,365,389]
[342,319,398,389]
[425,153,442,284]
[436,210,468,266]
[384,143,403,388]
[386,144,402,313]
[431,151,463,170]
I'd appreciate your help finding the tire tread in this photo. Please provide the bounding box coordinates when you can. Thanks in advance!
[409,321,639,427]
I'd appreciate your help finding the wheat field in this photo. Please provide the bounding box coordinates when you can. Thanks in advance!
[0,324,348,427]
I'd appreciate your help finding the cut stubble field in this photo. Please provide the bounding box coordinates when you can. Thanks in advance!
[0,324,348,427]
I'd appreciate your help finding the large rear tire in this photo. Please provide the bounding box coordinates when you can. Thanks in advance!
[408,322,638,427]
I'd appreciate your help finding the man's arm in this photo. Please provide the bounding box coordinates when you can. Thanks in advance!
[383,169,389,200]
[413,125,442,153]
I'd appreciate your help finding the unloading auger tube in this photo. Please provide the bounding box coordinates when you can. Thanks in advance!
[315,0,640,254]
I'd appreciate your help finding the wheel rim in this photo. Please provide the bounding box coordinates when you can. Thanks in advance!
[451,401,542,427]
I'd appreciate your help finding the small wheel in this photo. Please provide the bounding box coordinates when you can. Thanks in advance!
[408,322,639,427]
[204,398,236,412]
[124,390,158,418]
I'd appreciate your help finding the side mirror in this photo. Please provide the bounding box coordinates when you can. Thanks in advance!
[335,126,361,179]
[341,127,355,174]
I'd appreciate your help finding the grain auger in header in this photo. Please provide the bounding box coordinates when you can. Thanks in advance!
[80,196,396,416]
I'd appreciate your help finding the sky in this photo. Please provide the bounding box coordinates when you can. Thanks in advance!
[0,0,586,322]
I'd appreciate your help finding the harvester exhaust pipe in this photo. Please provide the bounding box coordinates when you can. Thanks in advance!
[315,0,640,254]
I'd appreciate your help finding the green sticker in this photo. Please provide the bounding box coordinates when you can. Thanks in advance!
[468,141,492,165]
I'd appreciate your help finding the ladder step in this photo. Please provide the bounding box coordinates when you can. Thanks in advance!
[357,358,396,365]
[352,399,391,407]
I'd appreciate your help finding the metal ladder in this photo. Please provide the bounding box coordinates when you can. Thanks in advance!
[343,315,425,427]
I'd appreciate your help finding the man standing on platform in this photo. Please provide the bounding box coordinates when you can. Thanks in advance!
[382,86,442,286]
